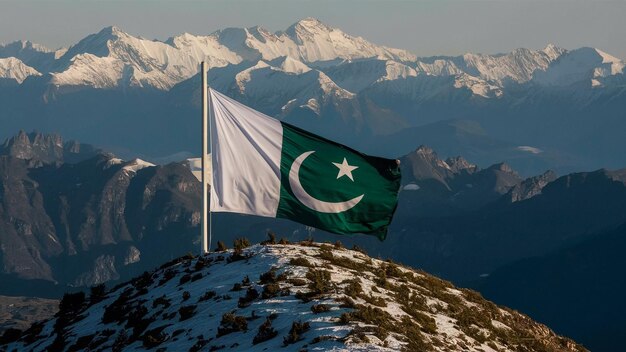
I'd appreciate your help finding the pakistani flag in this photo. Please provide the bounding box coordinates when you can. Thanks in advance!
[209,89,401,240]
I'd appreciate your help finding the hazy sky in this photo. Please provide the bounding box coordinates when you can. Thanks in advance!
[1,0,625,58]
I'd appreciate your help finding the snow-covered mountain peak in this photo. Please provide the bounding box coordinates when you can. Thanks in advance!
[282,18,416,63]
[533,46,625,87]
[285,17,331,36]
[2,242,585,352]
[595,48,625,73]
[1,40,52,53]
[542,43,567,60]
[0,57,41,83]
[271,56,311,74]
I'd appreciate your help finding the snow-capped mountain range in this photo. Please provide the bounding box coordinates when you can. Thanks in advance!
[2,18,626,176]
[0,18,623,96]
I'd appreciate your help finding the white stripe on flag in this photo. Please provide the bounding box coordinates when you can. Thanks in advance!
[209,89,283,217]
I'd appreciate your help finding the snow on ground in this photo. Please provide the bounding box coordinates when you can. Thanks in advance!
[2,243,586,352]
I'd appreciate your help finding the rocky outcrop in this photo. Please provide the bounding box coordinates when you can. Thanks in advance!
[0,133,201,293]
[398,146,522,215]
[0,131,99,166]
[505,170,558,202]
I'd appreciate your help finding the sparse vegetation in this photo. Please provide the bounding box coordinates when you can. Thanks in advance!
[234,237,251,250]
[259,266,287,284]
[159,269,176,286]
[216,241,227,252]
[261,231,277,245]
[217,312,248,337]
[262,283,281,299]
[311,304,331,314]
[182,291,191,301]
[289,257,312,267]
[283,320,310,346]
[152,295,171,309]
[253,318,278,344]
[306,268,332,295]
[178,273,192,286]
[112,330,129,352]
[288,278,307,286]
[198,290,217,302]
[311,335,337,344]
[238,287,260,308]
[59,292,86,315]
[343,278,363,298]
[141,326,168,348]
[179,305,197,321]
[194,257,211,271]
[191,272,203,282]
[89,284,106,304]
[228,238,251,262]
[351,244,367,255]
[132,271,154,290]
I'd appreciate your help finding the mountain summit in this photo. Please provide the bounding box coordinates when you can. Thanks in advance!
[0,242,585,351]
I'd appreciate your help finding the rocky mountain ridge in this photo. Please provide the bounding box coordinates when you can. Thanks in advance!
[0,131,99,165]
[0,132,201,293]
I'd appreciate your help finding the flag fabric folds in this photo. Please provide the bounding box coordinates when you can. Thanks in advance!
[209,89,401,240]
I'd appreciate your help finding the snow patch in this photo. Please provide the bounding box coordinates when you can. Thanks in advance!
[122,158,155,173]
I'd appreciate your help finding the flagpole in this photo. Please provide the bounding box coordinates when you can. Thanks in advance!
[201,61,210,254]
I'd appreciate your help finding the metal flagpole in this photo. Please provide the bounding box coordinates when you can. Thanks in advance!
[201,61,210,254]
[207,62,214,253]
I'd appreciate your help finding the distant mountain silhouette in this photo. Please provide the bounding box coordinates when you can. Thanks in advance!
[474,223,626,352]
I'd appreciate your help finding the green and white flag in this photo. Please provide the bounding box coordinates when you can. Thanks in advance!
[209,89,401,240]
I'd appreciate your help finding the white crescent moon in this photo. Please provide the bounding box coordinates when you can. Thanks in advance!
[288,151,364,213]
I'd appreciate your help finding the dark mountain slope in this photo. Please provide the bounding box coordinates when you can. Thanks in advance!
[390,168,626,282]
[0,136,202,295]
[474,223,626,352]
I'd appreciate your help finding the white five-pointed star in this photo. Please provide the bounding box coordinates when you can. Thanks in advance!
[332,158,359,181]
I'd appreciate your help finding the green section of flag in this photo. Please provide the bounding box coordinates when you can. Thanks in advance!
[276,122,401,240]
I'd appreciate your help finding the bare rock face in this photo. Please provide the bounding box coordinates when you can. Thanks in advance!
[506,170,558,202]
[0,131,98,166]
[123,246,141,266]
[398,146,522,215]
[0,132,201,295]
[72,254,119,287]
